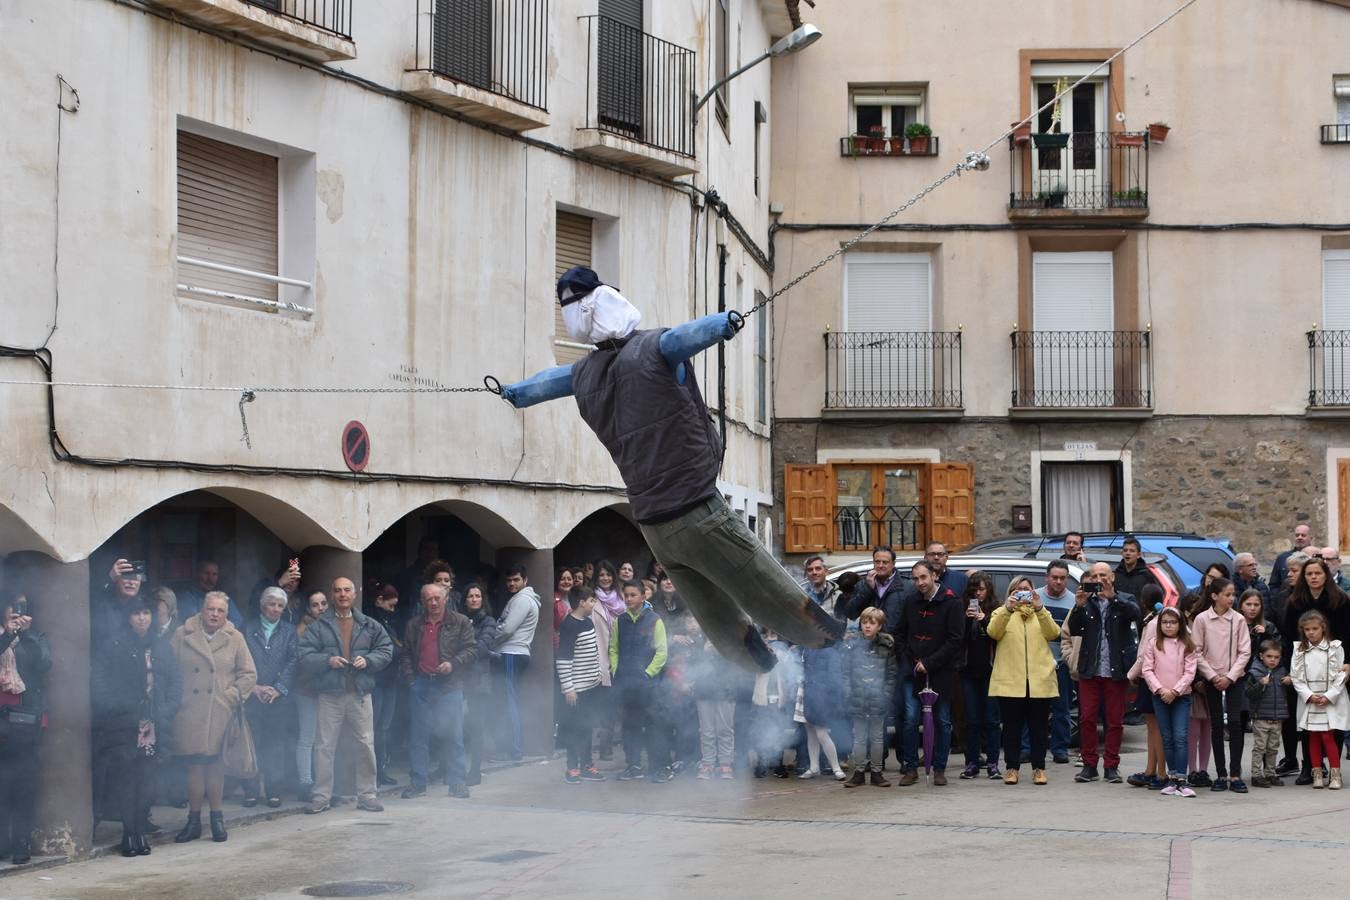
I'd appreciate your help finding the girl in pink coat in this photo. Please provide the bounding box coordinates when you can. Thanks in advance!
[1140,607,1200,797]
[1191,578,1253,793]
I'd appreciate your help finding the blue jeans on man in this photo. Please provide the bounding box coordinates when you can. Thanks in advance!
[501,653,529,760]
[409,678,466,790]
[900,678,953,772]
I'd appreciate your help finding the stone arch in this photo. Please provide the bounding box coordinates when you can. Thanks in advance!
[0,501,61,559]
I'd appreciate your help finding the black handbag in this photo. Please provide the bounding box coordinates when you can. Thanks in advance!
[0,707,40,738]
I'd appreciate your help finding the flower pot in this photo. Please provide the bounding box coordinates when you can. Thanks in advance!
[1148,123,1170,143]
[1011,122,1032,146]
[1112,133,1144,149]
[851,134,872,155]
[1033,132,1070,149]
[908,135,930,155]
[889,136,907,155]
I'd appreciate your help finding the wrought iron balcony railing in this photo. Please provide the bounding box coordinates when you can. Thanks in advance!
[833,505,925,552]
[839,135,940,158]
[580,15,695,158]
[1308,330,1350,406]
[1010,330,1152,408]
[1008,131,1149,212]
[245,0,351,38]
[824,331,963,410]
[412,0,548,110]
[1322,124,1350,145]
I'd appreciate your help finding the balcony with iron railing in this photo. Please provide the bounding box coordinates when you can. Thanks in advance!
[833,505,925,553]
[575,15,697,178]
[1010,330,1153,418]
[1322,124,1350,145]
[1307,330,1350,413]
[148,0,355,60]
[839,133,940,158]
[402,0,550,132]
[822,331,963,418]
[1008,131,1149,221]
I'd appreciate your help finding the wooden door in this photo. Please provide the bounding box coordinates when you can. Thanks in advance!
[784,464,831,553]
[928,462,975,549]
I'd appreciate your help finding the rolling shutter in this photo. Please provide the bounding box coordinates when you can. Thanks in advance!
[784,464,832,553]
[928,462,975,548]
[554,211,594,365]
[842,253,933,405]
[176,130,278,303]
[1324,250,1350,330]
[1032,251,1113,402]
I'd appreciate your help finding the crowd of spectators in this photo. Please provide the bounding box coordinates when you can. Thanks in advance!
[4,522,1350,864]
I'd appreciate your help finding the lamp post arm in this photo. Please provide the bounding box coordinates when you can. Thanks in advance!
[693,50,771,118]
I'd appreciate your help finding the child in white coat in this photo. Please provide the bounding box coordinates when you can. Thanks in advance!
[1291,610,1350,789]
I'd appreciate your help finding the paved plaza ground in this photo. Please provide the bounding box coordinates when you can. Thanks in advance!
[1,729,1343,900]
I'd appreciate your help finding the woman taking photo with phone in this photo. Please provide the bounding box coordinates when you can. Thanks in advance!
[987,577,1060,785]
[0,591,51,865]
[959,572,1001,780]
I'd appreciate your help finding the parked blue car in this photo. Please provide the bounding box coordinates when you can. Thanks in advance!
[963,532,1235,592]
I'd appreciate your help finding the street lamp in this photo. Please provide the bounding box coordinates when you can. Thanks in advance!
[693,23,822,119]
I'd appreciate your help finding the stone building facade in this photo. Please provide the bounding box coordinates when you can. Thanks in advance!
[767,0,1350,567]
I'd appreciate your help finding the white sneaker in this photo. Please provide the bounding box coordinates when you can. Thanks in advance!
[833,769,847,781]
[797,769,819,780]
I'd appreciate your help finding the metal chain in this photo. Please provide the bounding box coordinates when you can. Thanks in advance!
[0,379,495,394]
[746,165,968,316]
[744,0,1201,319]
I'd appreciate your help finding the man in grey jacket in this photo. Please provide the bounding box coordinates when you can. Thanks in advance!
[497,268,843,673]
[297,577,394,814]
[494,567,540,760]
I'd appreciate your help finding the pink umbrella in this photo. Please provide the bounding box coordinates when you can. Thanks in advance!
[919,677,940,779]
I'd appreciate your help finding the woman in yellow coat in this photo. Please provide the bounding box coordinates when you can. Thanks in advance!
[987,576,1060,786]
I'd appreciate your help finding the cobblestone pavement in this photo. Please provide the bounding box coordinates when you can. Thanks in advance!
[2,739,1345,899]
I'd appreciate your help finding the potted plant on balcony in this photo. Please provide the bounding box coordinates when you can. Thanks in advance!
[1038,177,1067,209]
[1112,131,1145,148]
[1111,187,1147,208]
[1011,121,1033,146]
[1148,121,1170,143]
[1034,77,1072,149]
[905,122,932,155]
[867,123,887,154]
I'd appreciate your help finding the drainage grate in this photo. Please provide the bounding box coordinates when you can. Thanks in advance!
[475,850,552,864]
[301,881,414,898]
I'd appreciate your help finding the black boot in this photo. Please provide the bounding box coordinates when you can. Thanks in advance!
[174,812,201,843]
[120,829,137,858]
[11,841,31,865]
[209,811,227,843]
[136,832,151,856]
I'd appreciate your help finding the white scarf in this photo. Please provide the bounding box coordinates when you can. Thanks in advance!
[561,285,642,344]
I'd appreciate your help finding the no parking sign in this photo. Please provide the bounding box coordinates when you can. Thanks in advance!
[342,420,370,472]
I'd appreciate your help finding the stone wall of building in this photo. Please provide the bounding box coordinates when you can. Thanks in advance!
[773,416,1342,568]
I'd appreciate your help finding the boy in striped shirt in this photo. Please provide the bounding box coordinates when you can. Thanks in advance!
[557,591,606,784]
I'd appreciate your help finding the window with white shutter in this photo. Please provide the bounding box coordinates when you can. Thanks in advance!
[1032,251,1114,401]
[842,252,933,404]
[554,211,595,365]
[1324,250,1350,391]
[176,131,279,307]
